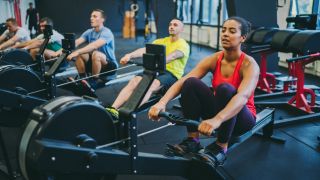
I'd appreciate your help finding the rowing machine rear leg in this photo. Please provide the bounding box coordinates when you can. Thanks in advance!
[256,112,286,144]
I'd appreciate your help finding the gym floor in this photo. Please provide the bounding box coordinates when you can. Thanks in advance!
[96,36,320,180]
[1,35,320,180]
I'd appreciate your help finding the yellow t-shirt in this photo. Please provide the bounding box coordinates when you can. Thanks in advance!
[153,37,190,79]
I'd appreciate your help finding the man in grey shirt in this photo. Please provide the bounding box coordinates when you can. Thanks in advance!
[13,17,64,60]
[0,18,30,50]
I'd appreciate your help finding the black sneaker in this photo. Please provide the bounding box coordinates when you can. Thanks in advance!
[60,76,77,91]
[166,137,203,156]
[60,76,88,97]
[79,80,97,98]
[88,78,106,90]
[197,143,226,166]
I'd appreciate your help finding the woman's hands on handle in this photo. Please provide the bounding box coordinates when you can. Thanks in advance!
[148,101,167,121]
[150,107,220,136]
[198,118,222,136]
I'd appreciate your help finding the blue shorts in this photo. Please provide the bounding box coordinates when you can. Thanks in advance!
[139,70,177,95]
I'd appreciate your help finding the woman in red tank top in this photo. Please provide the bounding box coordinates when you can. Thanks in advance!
[149,17,259,160]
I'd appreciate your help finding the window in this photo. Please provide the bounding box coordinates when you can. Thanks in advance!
[202,0,211,23]
[288,0,320,29]
[176,0,227,25]
[290,0,314,16]
[209,0,221,25]
[176,0,192,23]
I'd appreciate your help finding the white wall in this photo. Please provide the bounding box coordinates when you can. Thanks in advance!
[0,0,35,29]
[0,0,14,23]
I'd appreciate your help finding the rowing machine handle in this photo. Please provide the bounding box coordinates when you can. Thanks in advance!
[158,112,215,136]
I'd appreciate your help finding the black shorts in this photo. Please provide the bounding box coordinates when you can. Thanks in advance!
[139,70,178,95]
[85,54,117,77]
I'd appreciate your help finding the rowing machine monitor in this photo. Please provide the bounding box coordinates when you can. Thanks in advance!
[143,44,166,74]
[62,33,76,52]
[43,25,53,39]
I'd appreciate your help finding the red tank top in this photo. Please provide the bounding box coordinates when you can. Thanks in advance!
[212,52,256,116]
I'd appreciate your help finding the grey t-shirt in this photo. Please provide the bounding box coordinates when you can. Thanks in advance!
[36,29,64,45]
[81,26,118,67]
[1,27,30,43]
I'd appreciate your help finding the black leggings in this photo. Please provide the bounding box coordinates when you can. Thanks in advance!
[180,77,256,143]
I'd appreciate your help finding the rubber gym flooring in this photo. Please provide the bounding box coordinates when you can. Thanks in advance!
[0,35,319,180]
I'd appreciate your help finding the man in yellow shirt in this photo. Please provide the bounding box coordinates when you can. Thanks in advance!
[107,18,189,117]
